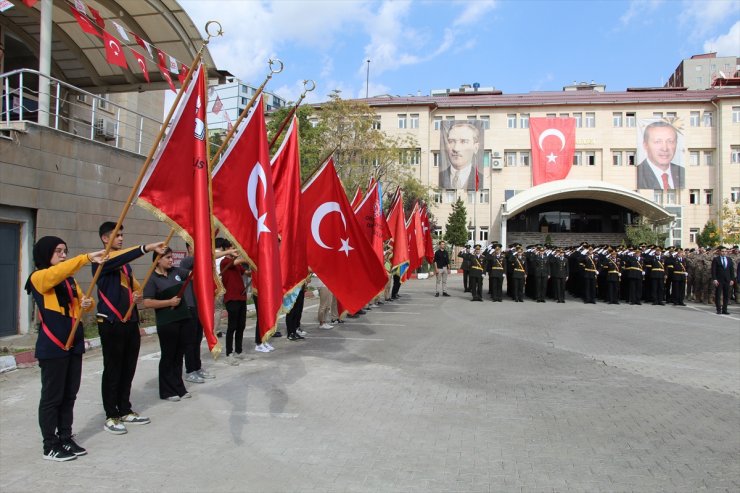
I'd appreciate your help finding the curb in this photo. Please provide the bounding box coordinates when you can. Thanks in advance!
[0,325,158,373]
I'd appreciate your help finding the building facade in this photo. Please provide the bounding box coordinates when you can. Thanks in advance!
[362,86,740,248]
[209,78,287,133]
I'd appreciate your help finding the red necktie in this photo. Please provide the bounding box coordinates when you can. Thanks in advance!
[661,173,669,191]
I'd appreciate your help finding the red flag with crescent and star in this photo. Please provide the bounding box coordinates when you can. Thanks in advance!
[135,65,218,352]
[350,185,364,210]
[270,116,309,312]
[386,188,410,277]
[530,117,576,186]
[211,94,282,343]
[302,158,388,314]
[103,31,127,68]
[131,50,150,82]
[420,203,434,264]
[353,180,386,265]
[70,6,101,38]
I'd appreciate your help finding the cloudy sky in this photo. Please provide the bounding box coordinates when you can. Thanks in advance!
[180,0,739,102]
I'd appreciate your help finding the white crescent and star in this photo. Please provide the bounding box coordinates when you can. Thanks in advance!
[311,202,353,257]
[538,128,567,164]
[108,40,121,56]
[247,163,271,241]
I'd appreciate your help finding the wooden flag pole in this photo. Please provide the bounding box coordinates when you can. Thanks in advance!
[208,59,284,168]
[267,79,315,151]
[120,228,175,322]
[64,23,222,349]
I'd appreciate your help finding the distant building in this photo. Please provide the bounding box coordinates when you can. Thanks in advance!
[209,78,288,133]
[665,53,740,89]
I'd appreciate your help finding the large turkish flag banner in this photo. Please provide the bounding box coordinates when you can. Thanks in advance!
[530,117,576,186]
[103,31,127,68]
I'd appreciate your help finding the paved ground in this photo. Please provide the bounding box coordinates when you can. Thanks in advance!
[1,278,739,492]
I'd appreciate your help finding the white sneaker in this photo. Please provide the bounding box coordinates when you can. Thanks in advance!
[225,355,240,366]
[297,329,307,336]
[263,342,275,351]
[255,344,270,353]
[319,323,334,330]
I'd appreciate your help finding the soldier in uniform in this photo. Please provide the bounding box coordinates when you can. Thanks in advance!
[457,246,471,293]
[625,249,645,305]
[549,248,569,303]
[671,248,688,306]
[602,249,622,305]
[467,245,485,301]
[487,243,505,302]
[580,247,599,304]
[509,247,527,302]
[648,247,667,305]
[530,246,550,303]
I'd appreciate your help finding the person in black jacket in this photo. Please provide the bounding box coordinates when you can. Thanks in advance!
[549,248,569,303]
[433,241,451,297]
[487,244,505,302]
[26,236,106,461]
[467,245,485,301]
[458,246,471,292]
[711,246,736,314]
[509,247,527,302]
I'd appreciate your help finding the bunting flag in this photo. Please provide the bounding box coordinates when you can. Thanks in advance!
[103,31,128,68]
[211,94,282,343]
[135,65,218,352]
[386,189,410,277]
[270,116,309,312]
[178,63,189,84]
[160,67,176,93]
[89,6,104,27]
[353,180,386,265]
[350,185,364,210]
[420,204,434,264]
[112,21,130,41]
[70,5,101,38]
[134,34,153,58]
[211,95,224,115]
[22,0,39,7]
[156,49,168,70]
[302,158,388,313]
[131,50,150,82]
[530,117,576,186]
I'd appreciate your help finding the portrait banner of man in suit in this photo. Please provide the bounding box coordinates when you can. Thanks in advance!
[439,120,484,191]
[636,119,685,190]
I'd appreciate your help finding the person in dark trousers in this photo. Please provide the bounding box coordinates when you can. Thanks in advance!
[602,250,622,305]
[711,246,735,314]
[467,245,485,301]
[509,247,527,302]
[433,240,450,297]
[670,248,688,306]
[26,236,106,461]
[487,244,505,302]
[220,251,251,361]
[286,284,306,340]
[625,250,644,305]
[648,247,667,306]
[95,222,164,435]
[391,272,402,299]
[549,248,569,303]
[580,248,598,304]
[531,246,550,303]
[458,246,471,292]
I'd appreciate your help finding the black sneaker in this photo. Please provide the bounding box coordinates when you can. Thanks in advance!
[273,331,283,338]
[61,438,87,456]
[43,446,77,462]
[216,331,224,338]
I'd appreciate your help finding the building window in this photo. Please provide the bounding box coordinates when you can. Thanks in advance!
[612,112,622,127]
[573,112,582,127]
[665,190,676,205]
[519,113,530,129]
[585,151,596,166]
[689,228,699,244]
[432,151,440,168]
[398,114,407,129]
[696,76,703,85]
[446,115,455,121]
[584,112,595,128]
[689,189,699,204]
[731,187,740,203]
[733,106,740,124]
[433,191,442,204]
[705,189,713,205]
[480,115,490,129]
[703,111,713,127]
[690,111,700,127]
[467,115,477,123]
[444,190,456,203]
[653,112,663,118]
[505,151,517,167]
[467,191,476,204]
[372,117,381,130]
[653,190,663,204]
[507,114,517,128]
[732,146,740,164]
[689,151,700,166]
[572,151,582,166]
[433,116,442,130]
[520,151,530,166]
[97,94,110,111]
[479,228,489,241]
[240,85,248,93]
[666,112,677,119]
[704,151,713,166]
[410,148,420,165]
[409,114,419,129]
[625,112,636,127]
[479,189,489,204]
[483,150,491,168]
[559,113,569,118]
[546,113,556,118]
[626,151,636,166]
[467,228,475,242]
[612,151,622,166]
[433,227,442,238]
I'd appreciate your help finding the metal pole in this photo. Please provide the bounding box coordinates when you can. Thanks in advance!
[366,59,370,99]
[38,0,52,126]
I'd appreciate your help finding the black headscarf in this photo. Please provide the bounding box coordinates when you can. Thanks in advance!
[25,236,76,313]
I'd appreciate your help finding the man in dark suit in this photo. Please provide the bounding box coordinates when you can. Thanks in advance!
[711,246,735,314]
[549,248,569,303]
[467,245,485,301]
[457,246,471,292]
[636,121,685,190]
[439,122,480,190]
[486,244,505,301]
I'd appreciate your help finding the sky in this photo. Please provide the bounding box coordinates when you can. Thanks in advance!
[180,0,740,103]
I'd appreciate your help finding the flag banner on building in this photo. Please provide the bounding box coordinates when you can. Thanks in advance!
[302,158,388,314]
[421,204,434,264]
[353,180,388,266]
[103,31,128,68]
[135,65,218,351]
[386,189,410,277]
[439,120,484,191]
[270,116,309,312]
[350,186,364,210]
[131,50,150,82]
[89,6,105,28]
[211,95,224,115]
[70,5,101,38]
[211,94,282,342]
[529,117,576,186]
[635,118,685,190]
[160,67,176,93]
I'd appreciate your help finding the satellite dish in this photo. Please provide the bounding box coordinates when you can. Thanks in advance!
[473,82,480,89]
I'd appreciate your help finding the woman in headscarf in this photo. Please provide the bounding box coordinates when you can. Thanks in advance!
[25,236,106,462]
[142,247,194,401]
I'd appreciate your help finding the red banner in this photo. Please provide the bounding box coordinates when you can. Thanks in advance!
[350,186,364,210]
[103,31,127,69]
[353,181,386,265]
[530,117,576,186]
[421,204,434,264]
[131,50,150,83]
[386,189,410,276]
[70,6,101,38]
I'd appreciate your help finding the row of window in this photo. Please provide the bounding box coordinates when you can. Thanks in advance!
[433,189,490,205]
[393,107,740,131]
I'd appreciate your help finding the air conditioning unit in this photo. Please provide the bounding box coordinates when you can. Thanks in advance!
[95,118,116,139]
[490,159,503,170]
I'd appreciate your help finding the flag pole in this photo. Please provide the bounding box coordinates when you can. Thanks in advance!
[64,23,222,350]
[120,228,175,322]
[268,79,315,151]
[208,58,284,168]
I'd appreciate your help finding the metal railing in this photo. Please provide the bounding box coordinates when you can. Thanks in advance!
[1,68,162,155]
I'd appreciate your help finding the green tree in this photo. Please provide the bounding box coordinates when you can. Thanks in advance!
[266,105,324,176]
[625,218,663,247]
[444,198,468,247]
[697,220,721,248]
[720,199,740,246]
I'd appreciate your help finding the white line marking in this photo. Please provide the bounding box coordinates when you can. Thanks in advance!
[685,304,740,321]
[307,336,384,341]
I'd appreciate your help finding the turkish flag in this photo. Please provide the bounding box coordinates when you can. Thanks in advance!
[134,34,153,57]
[407,202,425,272]
[386,189,410,276]
[131,50,150,82]
[22,0,39,7]
[156,49,167,70]
[103,31,127,69]
[421,204,434,264]
[350,186,364,210]
[270,116,309,311]
[89,6,105,29]
[530,117,576,186]
[160,67,176,93]
[135,65,219,353]
[353,180,386,265]
[212,94,282,342]
[211,95,223,115]
[70,6,101,38]
[302,158,388,313]
[178,63,189,84]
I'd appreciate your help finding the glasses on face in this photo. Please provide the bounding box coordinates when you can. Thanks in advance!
[54,248,68,256]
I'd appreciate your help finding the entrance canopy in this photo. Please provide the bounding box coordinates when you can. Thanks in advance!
[502,180,675,224]
[2,0,220,92]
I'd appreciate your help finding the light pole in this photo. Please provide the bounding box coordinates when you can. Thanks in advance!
[366,59,371,99]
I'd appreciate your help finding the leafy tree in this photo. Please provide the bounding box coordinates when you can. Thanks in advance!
[625,218,663,247]
[697,220,721,248]
[444,198,468,247]
[720,199,740,246]
[266,105,324,176]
